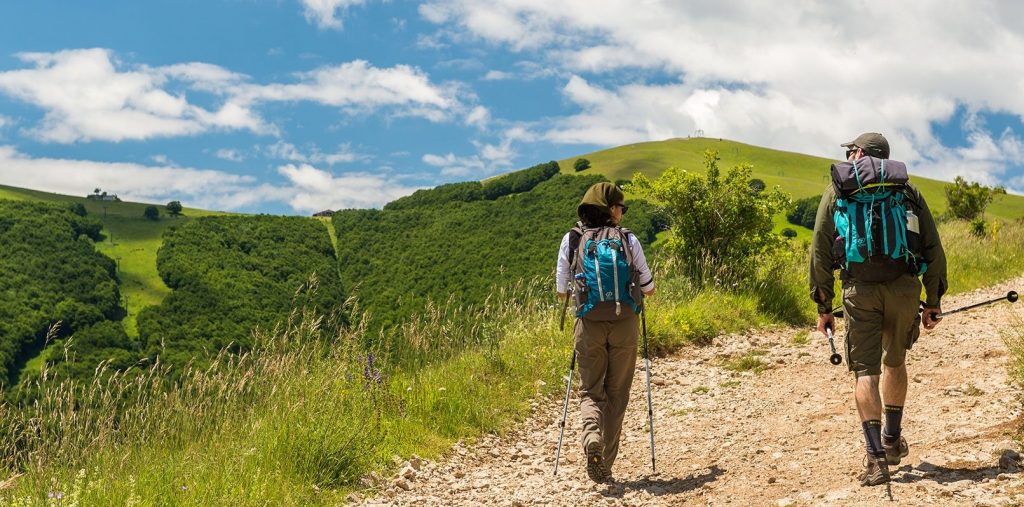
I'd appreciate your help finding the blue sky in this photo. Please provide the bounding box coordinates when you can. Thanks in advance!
[0,1,1022,214]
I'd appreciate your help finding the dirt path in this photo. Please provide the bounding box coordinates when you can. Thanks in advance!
[359,278,1024,506]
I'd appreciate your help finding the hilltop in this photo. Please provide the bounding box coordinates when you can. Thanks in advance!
[558,137,1024,221]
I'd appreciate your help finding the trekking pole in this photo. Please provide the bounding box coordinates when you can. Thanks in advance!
[553,349,576,476]
[641,303,656,473]
[824,322,843,366]
[831,290,1019,319]
[938,290,1018,317]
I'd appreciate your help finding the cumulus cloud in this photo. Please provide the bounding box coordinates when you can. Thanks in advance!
[0,145,261,208]
[0,49,470,143]
[216,149,245,162]
[265,140,368,165]
[0,146,412,212]
[0,49,269,143]
[421,127,524,176]
[300,0,367,30]
[236,60,458,120]
[422,0,1024,185]
[277,163,421,211]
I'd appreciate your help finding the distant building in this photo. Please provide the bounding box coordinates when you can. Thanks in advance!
[86,191,121,201]
[312,209,335,217]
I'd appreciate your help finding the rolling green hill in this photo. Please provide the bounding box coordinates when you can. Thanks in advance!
[0,184,226,336]
[558,137,1024,221]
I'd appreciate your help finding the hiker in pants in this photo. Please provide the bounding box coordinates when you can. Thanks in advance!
[810,133,947,486]
[556,182,654,483]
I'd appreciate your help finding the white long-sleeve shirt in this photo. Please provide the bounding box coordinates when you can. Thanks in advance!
[555,230,654,294]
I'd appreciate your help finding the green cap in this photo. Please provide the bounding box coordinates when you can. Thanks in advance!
[841,132,890,159]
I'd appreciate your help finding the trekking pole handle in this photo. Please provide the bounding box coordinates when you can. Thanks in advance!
[825,323,842,366]
[559,288,573,331]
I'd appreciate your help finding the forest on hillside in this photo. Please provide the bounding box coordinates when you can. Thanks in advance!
[0,163,659,388]
[0,201,129,388]
[135,216,344,373]
[333,168,661,336]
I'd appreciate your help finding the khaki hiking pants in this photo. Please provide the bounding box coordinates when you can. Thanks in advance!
[842,274,923,377]
[574,311,639,472]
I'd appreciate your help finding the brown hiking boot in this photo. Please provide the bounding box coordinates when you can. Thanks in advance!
[585,441,607,483]
[882,435,909,465]
[858,453,890,486]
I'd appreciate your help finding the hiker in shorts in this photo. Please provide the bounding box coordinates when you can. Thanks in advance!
[556,182,654,483]
[810,132,947,486]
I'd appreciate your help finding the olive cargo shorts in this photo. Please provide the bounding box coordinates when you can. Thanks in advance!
[842,274,923,377]
[574,311,639,472]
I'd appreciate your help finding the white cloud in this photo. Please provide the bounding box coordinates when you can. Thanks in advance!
[422,0,1024,185]
[0,145,260,208]
[0,50,469,144]
[300,0,367,30]
[265,140,367,165]
[482,70,513,81]
[465,105,489,128]
[0,115,8,129]
[0,48,271,143]
[421,128,522,177]
[277,163,421,211]
[216,149,245,162]
[0,146,411,212]
[238,60,456,115]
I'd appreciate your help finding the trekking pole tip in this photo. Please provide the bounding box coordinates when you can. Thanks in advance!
[1008,291,1019,303]
[830,353,843,365]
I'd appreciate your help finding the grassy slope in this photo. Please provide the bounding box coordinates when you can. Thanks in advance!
[558,137,1024,221]
[0,184,225,337]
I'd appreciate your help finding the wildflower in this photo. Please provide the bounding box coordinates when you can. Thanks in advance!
[181,485,187,491]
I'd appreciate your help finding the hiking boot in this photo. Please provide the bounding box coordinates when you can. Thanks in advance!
[585,441,607,483]
[858,453,890,486]
[882,435,909,465]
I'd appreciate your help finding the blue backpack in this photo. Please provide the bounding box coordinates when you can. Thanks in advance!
[568,223,642,319]
[831,156,926,281]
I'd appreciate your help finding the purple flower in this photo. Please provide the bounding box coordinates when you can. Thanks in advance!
[181,485,187,491]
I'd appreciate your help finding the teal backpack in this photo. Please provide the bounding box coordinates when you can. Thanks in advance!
[831,156,926,282]
[568,223,642,319]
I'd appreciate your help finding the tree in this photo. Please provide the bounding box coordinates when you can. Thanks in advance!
[749,178,766,193]
[143,205,160,221]
[574,158,591,172]
[628,150,790,286]
[166,200,183,218]
[945,176,1005,220]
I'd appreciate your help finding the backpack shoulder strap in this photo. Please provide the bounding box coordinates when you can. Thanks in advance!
[568,221,585,271]
[616,226,637,266]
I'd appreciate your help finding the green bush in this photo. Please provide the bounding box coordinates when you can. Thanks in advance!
[786,195,820,230]
[945,176,1005,220]
[573,158,590,172]
[628,150,790,286]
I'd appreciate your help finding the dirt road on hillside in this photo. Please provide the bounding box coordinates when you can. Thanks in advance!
[358,278,1024,506]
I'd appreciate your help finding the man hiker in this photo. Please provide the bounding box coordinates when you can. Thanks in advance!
[810,132,947,486]
[556,182,655,483]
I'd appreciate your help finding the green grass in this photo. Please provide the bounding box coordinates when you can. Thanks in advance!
[721,353,771,374]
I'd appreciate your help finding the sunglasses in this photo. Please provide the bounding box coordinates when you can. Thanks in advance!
[612,204,629,215]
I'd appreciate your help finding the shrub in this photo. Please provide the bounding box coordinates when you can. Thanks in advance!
[786,195,820,230]
[166,200,183,217]
[573,158,591,172]
[628,150,790,286]
[749,178,766,193]
[143,206,159,221]
[781,228,797,239]
[945,176,1005,220]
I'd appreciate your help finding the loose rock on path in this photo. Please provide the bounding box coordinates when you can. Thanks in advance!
[359,278,1024,506]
